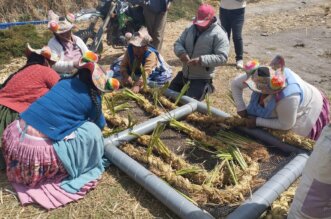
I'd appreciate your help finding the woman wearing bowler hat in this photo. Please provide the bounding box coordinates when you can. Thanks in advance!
[2,51,120,209]
[231,55,330,140]
[115,26,172,93]
[47,10,89,75]
[0,43,60,169]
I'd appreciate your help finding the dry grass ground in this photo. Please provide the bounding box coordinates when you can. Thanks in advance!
[0,0,331,218]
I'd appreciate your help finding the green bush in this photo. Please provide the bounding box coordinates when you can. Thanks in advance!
[0,24,51,66]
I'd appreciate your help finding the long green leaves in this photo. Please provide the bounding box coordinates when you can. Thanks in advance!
[146,122,170,157]
[141,65,147,91]
[174,81,190,106]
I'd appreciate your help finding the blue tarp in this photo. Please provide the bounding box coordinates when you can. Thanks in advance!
[0,20,48,29]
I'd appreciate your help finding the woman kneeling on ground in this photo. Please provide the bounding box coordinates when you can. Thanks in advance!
[111,27,172,93]
[2,52,120,209]
[230,55,330,140]
[0,44,60,169]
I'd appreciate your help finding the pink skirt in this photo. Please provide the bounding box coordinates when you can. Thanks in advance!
[2,119,99,209]
[2,119,66,187]
[309,94,330,140]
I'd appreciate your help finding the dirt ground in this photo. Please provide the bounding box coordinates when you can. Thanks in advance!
[0,0,330,218]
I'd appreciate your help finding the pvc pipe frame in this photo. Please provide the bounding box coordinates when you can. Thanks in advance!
[103,87,309,219]
[104,103,214,219]
[226,153,308,219]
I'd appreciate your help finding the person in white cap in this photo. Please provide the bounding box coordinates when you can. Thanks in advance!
[47,10,89,75]
[169,4,229,101]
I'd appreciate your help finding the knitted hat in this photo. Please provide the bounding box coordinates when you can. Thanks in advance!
[48,10,75,34]
[128,27,152,47]
[79,51,120,93]
[26,43,59,62]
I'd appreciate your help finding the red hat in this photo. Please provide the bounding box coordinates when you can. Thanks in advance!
[193,4,215,27]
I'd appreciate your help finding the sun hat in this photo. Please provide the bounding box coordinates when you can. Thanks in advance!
[25,43,59,62]
[78,51,120,93]
[193,4,215,27]
[244,64,286,94]
[47,10,75,34]
[128,27,152,47]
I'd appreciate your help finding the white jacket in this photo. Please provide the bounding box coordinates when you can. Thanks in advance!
[48,35,89,74]
[231,71,323,137]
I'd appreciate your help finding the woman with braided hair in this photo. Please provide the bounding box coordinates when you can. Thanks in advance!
[0,43,60,169]
[1,51,120,209]
[47,10,88,75]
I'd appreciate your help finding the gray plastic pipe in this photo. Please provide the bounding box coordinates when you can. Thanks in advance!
[226,153,309,219]
[104,86,308,219]
[103,102,213,219]
[105,145,214,219]
[104,102,197,148]
[161,88,310,218]
[163,88,307,154]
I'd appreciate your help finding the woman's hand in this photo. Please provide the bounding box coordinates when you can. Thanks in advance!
[237,110,248,118]
[132,85,140,93]
[179,53,190,64]
[187,57,201,66]
[73,60,80,68]
[121,76,133,86]
[245,117,257,128]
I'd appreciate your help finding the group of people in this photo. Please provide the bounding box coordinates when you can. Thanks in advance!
[0,10,120,209]
[0,1,330,217]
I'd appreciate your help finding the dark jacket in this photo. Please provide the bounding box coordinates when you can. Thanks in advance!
[129,0,170,13]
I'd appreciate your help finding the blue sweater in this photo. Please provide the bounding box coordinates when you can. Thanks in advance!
[21,78,106,141]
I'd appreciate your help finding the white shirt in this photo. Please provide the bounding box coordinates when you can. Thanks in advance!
[231,72,323,137]
[48,35,89,74]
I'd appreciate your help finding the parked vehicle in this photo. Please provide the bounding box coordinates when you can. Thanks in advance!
[75,0,144,53]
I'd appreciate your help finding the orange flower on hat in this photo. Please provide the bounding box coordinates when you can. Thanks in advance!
[244,60,259,74]
[105,78,120,91]
[41,48,52,60]
[82,51,99,63]
[270,75,285,90]
[65,13,75,23]
[49,21,59,32]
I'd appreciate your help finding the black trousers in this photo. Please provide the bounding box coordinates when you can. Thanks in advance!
[169,71,214,101]
[220,7,245,61]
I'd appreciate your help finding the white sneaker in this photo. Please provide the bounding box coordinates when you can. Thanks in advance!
[236,60,244,69]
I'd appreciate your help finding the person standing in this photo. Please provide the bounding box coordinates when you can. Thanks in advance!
[141,0,172,51]
[219,0,246,69]
[169,4,229,101]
